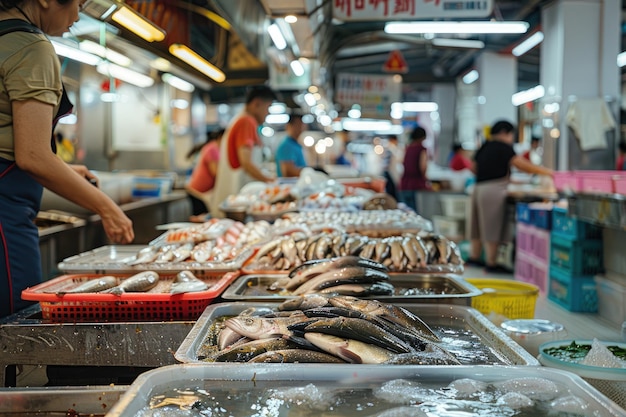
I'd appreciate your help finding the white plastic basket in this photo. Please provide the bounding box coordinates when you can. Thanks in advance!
[440,195,469,219]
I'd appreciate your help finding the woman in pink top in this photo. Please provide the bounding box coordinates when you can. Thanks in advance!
[186,129,223,221]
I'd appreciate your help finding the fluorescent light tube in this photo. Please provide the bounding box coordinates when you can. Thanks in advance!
[289,59,305,76]
[268,103,286,114]
[169,44,225,83]
[52,40,101,66]
[342,118,392,131]
[79,40,132,67]
[512,31,544,56]
[385,21,529,34]
[161,73,195,92]
[112,6,165,42]
[432,38,485,49]
[97,62,154,88]
[512,85,545,106]
[268,23,287,50]
[617,51,626,67]
[400,102,439,112]
[265,114,290,124]
[462,69,479,84]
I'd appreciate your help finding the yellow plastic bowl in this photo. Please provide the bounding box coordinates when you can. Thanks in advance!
[465,278,540,319]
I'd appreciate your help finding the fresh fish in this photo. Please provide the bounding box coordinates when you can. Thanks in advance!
[255,239,281,260]
[411,237,428,267]
[304,332,395,364]
[389,238,404,270]
[169,271,208,294]
[55,276,118,295]
[281,237,298,267]
[217,326,247,350]
[301,306,368,319]
[149,394,200,410]
[127,246,158,265]
[171,243,193,262]
[292,266,389,295]
[402,236,418,267]
[359,240,377,260]
[248,349,345,363]
[154,248,175,263]
[278,294,331,311]
[374,239,390,262]
[434,236,451,264]
[314,235,333,259]
[210,337,294,362]
[319,281,394,296]
[107,271,159,295]
[224,315,309,339]
[303,316,413,353]
[267,276,292,292]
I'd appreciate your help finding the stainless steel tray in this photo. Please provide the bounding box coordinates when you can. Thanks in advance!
[174,302,539,366]
[58,245,252,273]
[221,273,482,305]
[0,385,126,416]
[106,364,626,417]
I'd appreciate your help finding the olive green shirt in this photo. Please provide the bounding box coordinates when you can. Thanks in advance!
[0,30,62,161]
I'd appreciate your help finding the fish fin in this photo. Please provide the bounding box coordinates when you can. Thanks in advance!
[338,347,363,364]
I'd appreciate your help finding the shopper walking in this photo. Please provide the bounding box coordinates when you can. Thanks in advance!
[185,129,224,221]
[275,114,307,177]
[382,134,403,199]
[468,120,552,273]
[0,0,134,318]
[399,126,430,212]
[211,86,277,216]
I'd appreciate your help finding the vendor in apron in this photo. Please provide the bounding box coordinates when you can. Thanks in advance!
[211,86,277,217]
[0,2,135,318]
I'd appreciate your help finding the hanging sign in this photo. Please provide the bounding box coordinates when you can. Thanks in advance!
[335,73,401,118]
[333,0,493,21]
[383,50,408,73]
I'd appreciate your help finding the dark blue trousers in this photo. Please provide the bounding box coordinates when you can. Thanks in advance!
[0,158,42,318]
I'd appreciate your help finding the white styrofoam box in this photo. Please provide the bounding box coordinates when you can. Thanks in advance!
[603,228,626,275]
[595,273,626,326]
[439,194,470,219]
[432,215,465,240]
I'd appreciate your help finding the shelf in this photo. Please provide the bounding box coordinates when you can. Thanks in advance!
[567,193,626,230]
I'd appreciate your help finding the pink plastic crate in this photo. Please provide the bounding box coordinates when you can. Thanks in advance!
[613,175,626,195]
[516,223,550,263]
[580,173,615,194]
[515,251,549,293]
[552,171,581,192]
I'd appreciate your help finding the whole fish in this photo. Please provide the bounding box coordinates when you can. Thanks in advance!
[217,326,247,351]
[169,271,208,294]
[286,256,386,291]
[278,294,331,311]
[304,332,395,364]
[292,267,389,295]
[127,246,158,265]
[55,276,118,295]
[319,281,394,296]
[303,316,413,353]
[107,271,159,295]
[248,349,345,363]
[224,315,309,339]
[171,243,193,262]
[210,337,294,362]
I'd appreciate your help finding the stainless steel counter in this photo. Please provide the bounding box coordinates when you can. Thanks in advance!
[567,192,626,230]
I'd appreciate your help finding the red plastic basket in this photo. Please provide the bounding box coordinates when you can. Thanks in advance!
[21,271,239,322]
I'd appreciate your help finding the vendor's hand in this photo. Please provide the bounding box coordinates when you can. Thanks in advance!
[69,164,99,187]
[101,205,134,244]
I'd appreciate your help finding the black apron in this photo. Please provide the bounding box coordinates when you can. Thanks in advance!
[0,20,73,317]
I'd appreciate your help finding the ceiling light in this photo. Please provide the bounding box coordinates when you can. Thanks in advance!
[265,114,290,124]
[161,73,195,92]
[462,69,479,84]
[97,62,154,88]
[79,40,132,67]
[617,51,626,67]
[512,31,544,56]
[303,135,315,147]
[269,103,287,114]
[385,21,529,34]
[169,44,226,83]
[111,6,165,42]
[342,118,392,131]
[512,85,545,106]
[52,40,101,66]
[284,15,297,24]
[398,102,439,112]
[170,99,189,109]
[432,38,485,49]
[289,59,305,76]
[268,23,287,50]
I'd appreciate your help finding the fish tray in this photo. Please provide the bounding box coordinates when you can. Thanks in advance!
[174,302,538,366]
[221,273,482,305]
[57,245,253,273]
[21,271,239,322]
[0,385,126,417]
[105,363,626,417]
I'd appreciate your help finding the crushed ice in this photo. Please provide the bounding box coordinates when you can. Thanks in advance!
[373,379,432,404]
[549,395,589,414]
[494,377,561,401]
[580,339,626,369]
[496,392,534,409]
[446,378,488,398]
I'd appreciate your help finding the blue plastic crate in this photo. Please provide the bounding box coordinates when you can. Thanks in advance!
[550,233,603,276]
[516,203,532,224]
[551,207,602,239]
[530,206,552,230]
[548,266,598,312]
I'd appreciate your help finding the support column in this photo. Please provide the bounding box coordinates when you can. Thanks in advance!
[476,52,518,132]
[540,0,621,170]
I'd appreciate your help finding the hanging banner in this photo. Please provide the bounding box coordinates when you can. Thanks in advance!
[333,0,493,21]
[335,73,401,118]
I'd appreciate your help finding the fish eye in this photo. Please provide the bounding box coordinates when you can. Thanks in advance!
[244,317,254,325]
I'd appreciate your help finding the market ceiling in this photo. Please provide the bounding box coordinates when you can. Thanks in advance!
[82,0,590,105]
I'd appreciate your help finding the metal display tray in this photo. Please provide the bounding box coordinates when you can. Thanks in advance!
[221,273,482,305]
[174,302,539,366]
[105,363,626,417]
[0,385,127,416]
[57,245,252,273]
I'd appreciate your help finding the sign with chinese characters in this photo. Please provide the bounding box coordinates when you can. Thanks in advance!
[333,0,493,21]
[335,73,401,118]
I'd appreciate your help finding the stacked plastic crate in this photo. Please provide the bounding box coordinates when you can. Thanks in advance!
[548,207,603,312]
[515,202,552,293]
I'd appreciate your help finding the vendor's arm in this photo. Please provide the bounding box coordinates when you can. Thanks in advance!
[237,145,273,182]
[13,99,134,244]
[511,155,553,177]
[280,160,302,177]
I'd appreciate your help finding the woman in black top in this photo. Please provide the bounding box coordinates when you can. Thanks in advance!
[467,121,552,273]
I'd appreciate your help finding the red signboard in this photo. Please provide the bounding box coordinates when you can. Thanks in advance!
[383,50,408,73]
